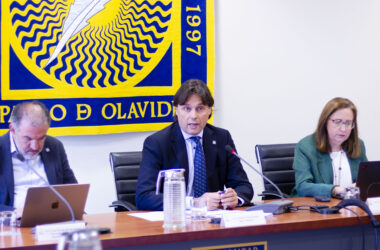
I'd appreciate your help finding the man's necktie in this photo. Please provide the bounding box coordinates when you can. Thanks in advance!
[190,136,208,197]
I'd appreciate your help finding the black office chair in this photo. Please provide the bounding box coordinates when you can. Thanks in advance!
[109,151,142,211]
[255,143,296,200]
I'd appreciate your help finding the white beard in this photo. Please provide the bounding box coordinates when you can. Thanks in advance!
[22,152,39,161]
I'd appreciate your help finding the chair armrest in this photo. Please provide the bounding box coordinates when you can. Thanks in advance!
[109,200,137,211]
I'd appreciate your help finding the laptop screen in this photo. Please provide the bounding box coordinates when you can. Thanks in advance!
[20,184,89,227]
[356,161,380,201]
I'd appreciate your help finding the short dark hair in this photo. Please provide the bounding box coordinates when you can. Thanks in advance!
[173,79,214,121]
[11,100,51,129]
[315,97,360,158]
[173,79,214,107]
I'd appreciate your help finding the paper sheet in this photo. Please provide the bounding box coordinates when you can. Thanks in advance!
[127,209,271,222]
[128,211,164,221]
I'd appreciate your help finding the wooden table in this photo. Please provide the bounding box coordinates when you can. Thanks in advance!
[1,197,378,250]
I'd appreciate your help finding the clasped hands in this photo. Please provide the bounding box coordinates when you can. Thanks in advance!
[195,188,238,210]
[332,183,356,197]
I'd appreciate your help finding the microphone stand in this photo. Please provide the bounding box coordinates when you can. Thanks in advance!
[225,145,293,214]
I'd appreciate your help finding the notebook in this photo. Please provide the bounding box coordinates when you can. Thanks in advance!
[356,161,380,201]
[19,183,90,227]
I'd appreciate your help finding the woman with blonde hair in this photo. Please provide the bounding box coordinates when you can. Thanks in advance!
[293,97,367,198]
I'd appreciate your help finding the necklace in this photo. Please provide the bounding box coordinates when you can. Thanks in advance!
[331,151,343,186]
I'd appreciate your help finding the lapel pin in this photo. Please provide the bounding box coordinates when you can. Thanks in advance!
[45,148,50,152]
[212,140,216,145]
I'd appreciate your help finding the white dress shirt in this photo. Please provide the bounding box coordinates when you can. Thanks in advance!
[330,150,352,187]
[181,129,204,197]
[10,133,48,208]
[180,129,244,207]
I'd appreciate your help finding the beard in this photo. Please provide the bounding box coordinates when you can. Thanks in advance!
[21,149,40,161]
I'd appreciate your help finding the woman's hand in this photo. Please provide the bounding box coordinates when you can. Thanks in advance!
[332,186,346,197]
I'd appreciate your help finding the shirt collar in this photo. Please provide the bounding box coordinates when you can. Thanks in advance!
[9,132,17,154]
[180,129,204,141]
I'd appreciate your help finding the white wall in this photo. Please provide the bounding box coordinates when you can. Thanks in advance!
[59,0,380,214]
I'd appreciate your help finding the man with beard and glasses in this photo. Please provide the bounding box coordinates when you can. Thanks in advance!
[0,101,77,211]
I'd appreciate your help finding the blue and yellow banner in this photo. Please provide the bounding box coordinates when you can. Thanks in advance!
[0,0,214,136]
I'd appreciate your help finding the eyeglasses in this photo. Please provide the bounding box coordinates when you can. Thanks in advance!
[178,105,210,114]
[330,119,355,129]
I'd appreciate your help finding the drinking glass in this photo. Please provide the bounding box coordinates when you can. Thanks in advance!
[0,211,17,236]
[190,198,207,221]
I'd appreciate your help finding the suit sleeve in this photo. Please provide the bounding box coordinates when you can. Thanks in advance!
[352,139,368,182]
[293,142,334,197]
[225,132,254,205]
[360,140,368,162]
[55,139,77,184]
[135,136,164,211]
[0,204,13,212]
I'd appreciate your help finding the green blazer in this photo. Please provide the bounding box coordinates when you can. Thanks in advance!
[292,134,367,197]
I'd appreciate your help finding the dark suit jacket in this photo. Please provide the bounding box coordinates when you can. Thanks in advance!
[136,122,253,210]
[0,132,77,210]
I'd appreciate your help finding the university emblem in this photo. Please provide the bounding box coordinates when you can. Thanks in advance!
[0,0,214,135]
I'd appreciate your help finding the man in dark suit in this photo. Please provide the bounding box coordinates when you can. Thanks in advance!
[136,79,253,211]
[0,101,77,211]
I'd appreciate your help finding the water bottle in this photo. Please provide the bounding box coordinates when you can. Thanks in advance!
[156,169,186,229]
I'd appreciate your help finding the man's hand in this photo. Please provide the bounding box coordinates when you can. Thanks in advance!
[198,188,239,210]
[199,192,221,210]
[219,188,238,209]
[14,208,23,219]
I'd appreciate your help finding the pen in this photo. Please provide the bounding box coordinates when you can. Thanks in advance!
[220,190,227,210]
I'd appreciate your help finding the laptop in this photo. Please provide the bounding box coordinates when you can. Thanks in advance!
[19,184,90,227]
[356,161,380,201]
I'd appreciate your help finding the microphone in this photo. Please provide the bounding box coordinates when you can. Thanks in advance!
[225,145,293,214]
[12,152,75,222]
[335,199,380,228]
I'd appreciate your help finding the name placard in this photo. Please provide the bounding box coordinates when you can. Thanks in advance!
[221,210,266,228]
[367,197,380,214]
[36,221,86,242]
